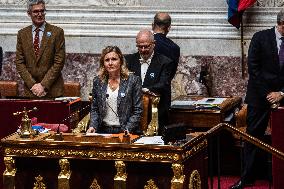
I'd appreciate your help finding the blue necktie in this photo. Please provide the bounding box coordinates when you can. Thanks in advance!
[279,37,284,68]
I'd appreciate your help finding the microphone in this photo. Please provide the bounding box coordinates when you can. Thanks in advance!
[105,93,118,117]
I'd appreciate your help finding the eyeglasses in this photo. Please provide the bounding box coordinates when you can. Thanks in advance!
[31,9,46,15]
[136,43,153,50]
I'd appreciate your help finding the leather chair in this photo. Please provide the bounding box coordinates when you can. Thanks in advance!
[0,81,18,97]
[63,82,81,97]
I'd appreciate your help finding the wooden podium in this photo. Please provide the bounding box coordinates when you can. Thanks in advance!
[271,107,284,189]
[1,132,208,189]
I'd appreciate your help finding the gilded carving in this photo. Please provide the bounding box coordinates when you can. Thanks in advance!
[189,170,201,189]
[59,159,71,178]
[3,157,16,176]
[145,95,160,136]
[171,163,185,189]
[4,147,181,162]
[90,178,101,189]
[144,179,159,189]
[114,161,127,181]
[33,175,46,189]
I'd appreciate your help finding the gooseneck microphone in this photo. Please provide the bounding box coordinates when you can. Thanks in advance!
[105,93,118,117]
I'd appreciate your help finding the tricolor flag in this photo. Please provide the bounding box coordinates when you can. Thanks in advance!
[227,0,256,29]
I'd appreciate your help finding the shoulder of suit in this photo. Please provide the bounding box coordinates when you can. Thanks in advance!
[18,25,32,34]
[45,23,64,32]
[254,27,274,38]
[155,52,173,63]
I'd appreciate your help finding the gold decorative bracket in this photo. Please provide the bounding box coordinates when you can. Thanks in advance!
[114,161,127,189]
[3,157,16,189]
[171,163,185,189]
[58,159,71,189]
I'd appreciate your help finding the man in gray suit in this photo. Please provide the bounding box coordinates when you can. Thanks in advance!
[15,0,65,98]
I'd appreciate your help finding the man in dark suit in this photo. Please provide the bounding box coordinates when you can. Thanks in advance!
[0,46,2,75]
[152,12,180,80]
[15,0,65,98]
[230,9,284,189]
[125,30,172,134]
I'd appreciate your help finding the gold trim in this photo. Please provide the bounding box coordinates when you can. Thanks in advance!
[4,148,181,162]
[33,175,46,189]
[144,179,159,189]
[171,163,185,189]
[189,170,201,189]
[90,178,101,189]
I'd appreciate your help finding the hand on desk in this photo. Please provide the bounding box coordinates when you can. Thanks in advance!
[31,83,47,97]
[86,127,96,133]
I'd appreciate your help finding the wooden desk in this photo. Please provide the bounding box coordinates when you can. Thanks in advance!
[169,96,242,130]
[1,132,208,189]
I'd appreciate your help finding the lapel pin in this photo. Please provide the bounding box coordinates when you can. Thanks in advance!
[150,73,155,78]
[46,32,52,37]
[120,92,125,97]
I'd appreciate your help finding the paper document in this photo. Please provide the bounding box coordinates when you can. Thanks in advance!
[134,136,164,145]
[85,133,112,137]
[171,100,195,106]
[195,98,226,105]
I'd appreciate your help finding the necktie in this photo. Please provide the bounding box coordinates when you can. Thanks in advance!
[139,59,150,83]
[279,37,284,68]
[34,28,40,57]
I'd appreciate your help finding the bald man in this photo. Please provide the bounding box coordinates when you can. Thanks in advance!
[153,12,180,81]
[125,30,173,135]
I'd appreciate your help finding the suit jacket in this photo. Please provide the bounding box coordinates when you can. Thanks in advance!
[154,33,180,80]
[125,52,172,130]
[15,22,65,98]
[245,27,284,107]
[89,74,143,133]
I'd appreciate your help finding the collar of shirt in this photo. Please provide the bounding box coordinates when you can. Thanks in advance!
[139,51,154,65]
[32,22,46,33]
[275,26,284,51]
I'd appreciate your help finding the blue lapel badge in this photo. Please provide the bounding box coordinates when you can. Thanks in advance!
[120,92,125,97]
[150,73,155,78]
[46,32,52,37]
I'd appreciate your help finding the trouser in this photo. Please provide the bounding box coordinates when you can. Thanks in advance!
[241,105,271,182]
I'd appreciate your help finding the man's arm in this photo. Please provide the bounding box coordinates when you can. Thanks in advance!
[15,31,37,89]
[41,28,65,91]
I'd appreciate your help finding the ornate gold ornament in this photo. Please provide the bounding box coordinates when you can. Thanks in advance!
[145,95,160,136]
[171,163,185,189]
[33,175,46,189]
[3,157,16,176]
[59,159,71,178]
[189,170,201,189]
[90,178,101,189]
[144,179,159,189]
[114,161,127,181]
[13,107,37,138]
[4,147,179,162]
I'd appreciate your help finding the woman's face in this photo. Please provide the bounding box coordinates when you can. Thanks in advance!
[103,51,121,75]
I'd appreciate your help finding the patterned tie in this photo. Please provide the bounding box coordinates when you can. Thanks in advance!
[279,37,284,68]
[34,28,40,57]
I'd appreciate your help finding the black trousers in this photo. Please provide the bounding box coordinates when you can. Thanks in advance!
[241,105,271,182]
